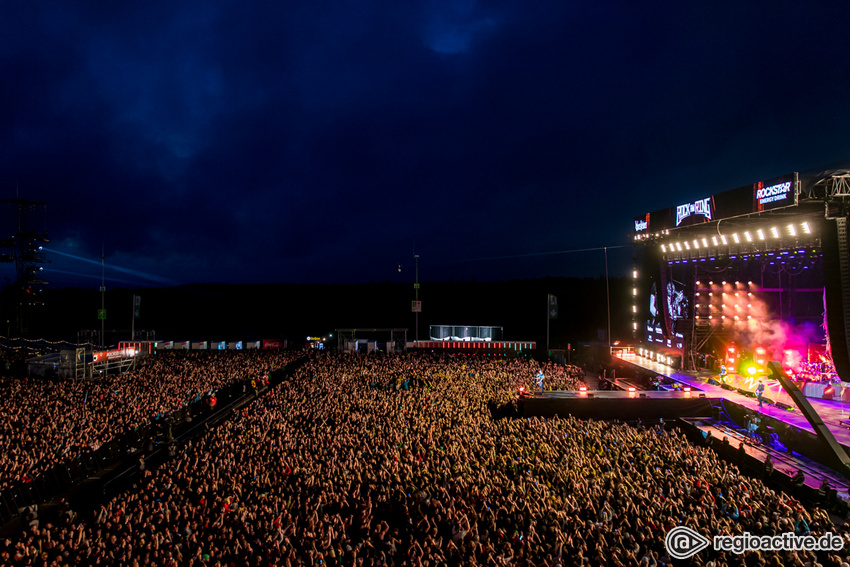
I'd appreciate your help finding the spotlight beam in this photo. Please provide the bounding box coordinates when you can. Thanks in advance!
[44,249,179,285]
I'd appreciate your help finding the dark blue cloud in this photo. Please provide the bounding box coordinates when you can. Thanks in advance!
[2,1,850,287]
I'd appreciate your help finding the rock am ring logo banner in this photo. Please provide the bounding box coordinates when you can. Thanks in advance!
[676,197,712,227]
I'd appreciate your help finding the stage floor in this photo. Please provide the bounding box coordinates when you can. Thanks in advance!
[618,355,850,446]
[617,353,850,446]
[538,390,700,399]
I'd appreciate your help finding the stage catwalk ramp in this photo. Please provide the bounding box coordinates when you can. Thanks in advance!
[519,391,714,421]
[620,353,850,446]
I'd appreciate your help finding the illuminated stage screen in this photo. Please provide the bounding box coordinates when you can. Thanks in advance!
[644,275,686,350]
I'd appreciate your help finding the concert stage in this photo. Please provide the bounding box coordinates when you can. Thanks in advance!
[630,168,850,392]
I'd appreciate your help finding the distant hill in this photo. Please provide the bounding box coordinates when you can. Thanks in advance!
[11,277,631,347]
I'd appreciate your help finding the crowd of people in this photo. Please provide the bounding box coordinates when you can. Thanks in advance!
[1,350,848,567]
[0,350,299,492]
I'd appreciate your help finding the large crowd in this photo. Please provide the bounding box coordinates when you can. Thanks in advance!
[1,351,849,567]
[0,350,299,492]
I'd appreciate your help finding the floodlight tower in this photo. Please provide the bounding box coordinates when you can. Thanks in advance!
[415,252,420,341]
[0,199,49,336]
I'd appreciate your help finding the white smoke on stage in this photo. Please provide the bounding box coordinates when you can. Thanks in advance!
[724,288,824,372]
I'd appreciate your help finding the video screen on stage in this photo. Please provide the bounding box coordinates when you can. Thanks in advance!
[642,267,686,350]
[666,279,689,320]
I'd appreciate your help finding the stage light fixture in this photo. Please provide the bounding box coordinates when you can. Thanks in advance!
[693,240,700,249]
[632,288,637,296]
[756,229,765,240]
[628,387,636,392]
[746,366,757,376]
[744,232,753,242]
[676,242,682,251]
[684,241,691,250]
[709,281,713,285]
[711,236,718,246]
[732,233,740,243]
[633,270,638,278]
[696,280,701,285]
[720,235,728,245]
[632,305,637,313]
[770,227,780,238]
[802,222,811,234]
[702,238,709,247]
[661,244,666,252]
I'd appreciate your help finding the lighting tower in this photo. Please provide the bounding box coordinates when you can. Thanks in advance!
[414,252,420,341]
[0,199,49,336]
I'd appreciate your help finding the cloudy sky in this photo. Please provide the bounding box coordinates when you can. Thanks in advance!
[2,1,849,288]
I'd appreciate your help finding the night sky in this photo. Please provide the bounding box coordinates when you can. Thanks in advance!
[3,2,850,288]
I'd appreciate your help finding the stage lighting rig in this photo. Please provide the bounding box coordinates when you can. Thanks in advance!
[0,199,50,334]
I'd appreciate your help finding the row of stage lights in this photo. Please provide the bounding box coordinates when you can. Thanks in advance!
[634,229,671,241]
[660,222,812,254]
[631,270,639,333]
[694,280,759,325]
[636,347,676,367]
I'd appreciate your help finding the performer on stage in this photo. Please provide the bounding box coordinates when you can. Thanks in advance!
[755,380,766,407]
[536,369,544,394]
